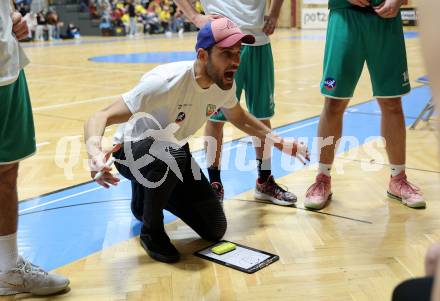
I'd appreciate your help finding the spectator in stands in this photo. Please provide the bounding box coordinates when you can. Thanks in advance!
[148,0,162,14]
[145,7,161,34]
[65,23,80,39]
[126,0,137,36]
[98,0,197,36]
[79,0,90,12]
[172,9,184,36]
[46,10,63,40]
[23,12,37,41]
[35,10,47,41]
[159,5,171,35]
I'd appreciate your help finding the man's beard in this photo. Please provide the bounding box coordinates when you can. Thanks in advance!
[206,58,233,90]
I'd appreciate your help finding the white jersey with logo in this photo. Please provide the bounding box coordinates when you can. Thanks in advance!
[114,61,238,144]
[0,1,30,86]
[200,0,269,46]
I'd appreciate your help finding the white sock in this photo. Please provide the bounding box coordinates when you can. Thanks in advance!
[318,163,332,177]
[390,164,405,177]
[0,233,18,272]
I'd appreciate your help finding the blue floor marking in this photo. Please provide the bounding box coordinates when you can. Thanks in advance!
[18,84,430,271]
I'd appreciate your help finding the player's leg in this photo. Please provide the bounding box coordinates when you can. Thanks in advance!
[238,44,296,206]
[366,13,424,208]
[0,71,69,296]
[305,9,366,210]
[114,138,190,262]
[0,163,19,270]
[165,148,226,242]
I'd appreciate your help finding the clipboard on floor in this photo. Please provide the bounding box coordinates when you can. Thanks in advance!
[194,240,279,274]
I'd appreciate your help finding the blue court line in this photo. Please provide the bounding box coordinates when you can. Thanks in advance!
[18,84,431,271]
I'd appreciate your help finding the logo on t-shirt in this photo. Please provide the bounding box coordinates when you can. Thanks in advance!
[324,78,337,91]
[206,104,217,116]
[177,104,192,110]
[175,112,186,123]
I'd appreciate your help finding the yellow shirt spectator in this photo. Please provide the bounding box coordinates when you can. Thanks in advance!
[121,13,129,23]
[135,4,146,15]
[148,1,162,15]
[159,10,171,22]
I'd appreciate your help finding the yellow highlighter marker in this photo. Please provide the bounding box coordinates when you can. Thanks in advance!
[211,242,236,255]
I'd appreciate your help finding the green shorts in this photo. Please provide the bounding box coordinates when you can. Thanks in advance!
[321,8,411,99]
[210,43,275,122]
[0,71,36,164]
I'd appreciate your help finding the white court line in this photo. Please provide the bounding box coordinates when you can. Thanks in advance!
[36,142,50,148]
[30,63,146,74]
[28,78,122,91]
[193,120,319,160]
[276,120,319,135]
[276,101,323,108]
[275,63,320,73]
[19,178,129,214]
[33,94,120,111]
[23,120,320,212]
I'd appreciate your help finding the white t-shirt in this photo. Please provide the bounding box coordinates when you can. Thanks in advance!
[200,0,269,46]
[114,61,238,144]
[0,1,29,86]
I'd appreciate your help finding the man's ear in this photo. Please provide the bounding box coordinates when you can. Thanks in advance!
[197,48,208,64]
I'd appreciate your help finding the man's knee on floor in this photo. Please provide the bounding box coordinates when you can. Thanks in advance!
[201,210,227,242]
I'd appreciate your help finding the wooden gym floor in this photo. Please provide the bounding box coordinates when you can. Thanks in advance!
[3,29,439,300]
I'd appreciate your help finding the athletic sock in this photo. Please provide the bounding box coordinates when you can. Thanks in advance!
[390,164,405,177]
[318,163,332,177]
[257,159,271,182]
[0,233,18,272]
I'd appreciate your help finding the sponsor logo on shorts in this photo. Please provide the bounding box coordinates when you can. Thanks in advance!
[324,78,337,91]
[402,71,409,83]
[402,71,410,87]
[206,104,217,116]
[175,112,186,123]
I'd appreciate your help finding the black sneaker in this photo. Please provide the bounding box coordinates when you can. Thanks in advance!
[140,229,180,263]
[211,182,224,203]
[254,175,297,206]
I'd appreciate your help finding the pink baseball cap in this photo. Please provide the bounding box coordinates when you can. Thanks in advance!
[196,17,255,50]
